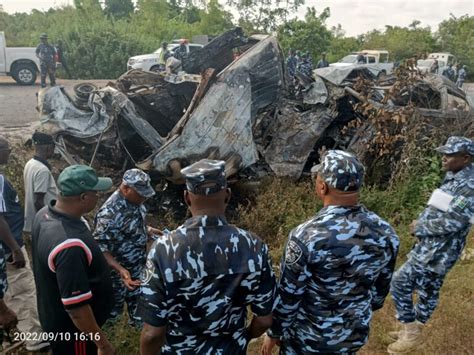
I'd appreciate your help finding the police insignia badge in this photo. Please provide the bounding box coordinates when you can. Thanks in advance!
[285,239,303,265]
[141,259,155,284]
[451,195,468,210]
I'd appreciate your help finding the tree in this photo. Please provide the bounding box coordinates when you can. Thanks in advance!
[74,0,101,10]
[227,0,305,34]
[104,0,134,19]
[277,7,332,60]
[361,23,436,60]
[437,14,474,77]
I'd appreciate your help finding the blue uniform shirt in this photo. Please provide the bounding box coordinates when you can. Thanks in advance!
[93,190,148,270]
[0,174,24,254]
[138,215,276,354]
[412,163,474,274]
[269,205,399,354]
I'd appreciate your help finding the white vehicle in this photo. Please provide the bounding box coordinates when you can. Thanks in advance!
[331,50,394,76]
[127,42,204,72]
[0,31,40,85]
[417,53,457,75]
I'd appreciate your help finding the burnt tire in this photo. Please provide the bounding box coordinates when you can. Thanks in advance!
[73,83,98,98]
[12,64,37,85]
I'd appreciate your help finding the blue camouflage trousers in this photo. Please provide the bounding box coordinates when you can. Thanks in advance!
[110,266,143,328]
[390,261,445,324]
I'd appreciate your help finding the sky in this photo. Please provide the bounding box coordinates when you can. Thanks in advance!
[1,0,473,37]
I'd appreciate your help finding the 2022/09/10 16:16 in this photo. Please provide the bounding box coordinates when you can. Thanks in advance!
[13,332,101,342]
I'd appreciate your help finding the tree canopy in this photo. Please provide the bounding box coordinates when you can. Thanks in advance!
[0,2,471,79]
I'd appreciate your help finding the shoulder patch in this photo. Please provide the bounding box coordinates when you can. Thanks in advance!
[140,259,155,285]
[451,195,469,210]
[285,239,303,265]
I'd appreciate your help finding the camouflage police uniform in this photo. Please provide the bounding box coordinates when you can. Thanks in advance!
[174,44,187,62]
[35,34,56,88]
[286,54,298,79]
[0,244,6,300]
[268,150,400,354]
[138,159,276,354]
[391,137,474,324]
[297,57,313,78]
[93,169,155,327]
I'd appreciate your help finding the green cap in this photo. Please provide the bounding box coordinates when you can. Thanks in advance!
[58,165,113,196]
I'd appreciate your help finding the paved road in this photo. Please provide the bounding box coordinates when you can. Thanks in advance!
[0,76,110,129]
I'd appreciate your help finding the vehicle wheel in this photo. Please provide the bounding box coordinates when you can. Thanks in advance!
[73,83,98,98]
[12,64,37,85]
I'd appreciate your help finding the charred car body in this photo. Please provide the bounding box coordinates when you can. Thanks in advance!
[37,28,473,184]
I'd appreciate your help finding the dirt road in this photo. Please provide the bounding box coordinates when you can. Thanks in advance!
[0,76,110,130]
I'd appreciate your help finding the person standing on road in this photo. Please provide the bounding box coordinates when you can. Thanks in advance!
[31,165,116,355]
[35,33,56,88]
[55,40,73,79]
[456,65,467,88]
[316,52,329,68]
[24,132,57,235]
[93,169,160,328]
[262,150,400,355]
[138,159,276,354]
[0,136,51,352]
[388,137,473,354]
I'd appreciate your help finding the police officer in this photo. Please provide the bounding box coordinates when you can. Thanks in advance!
[35,33,56,88]
[316,52,329,68]
[94,169,159,328]
[262,150,400,355]
[296,53,313,78]
[138,159,275,354]
[456,65,467,88]
[173,40,188,63]
[286,49,297,81]
[442,63,455,82]
[388,137,473,354]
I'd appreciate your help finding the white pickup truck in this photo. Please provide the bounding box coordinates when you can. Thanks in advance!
[331,50,394,76]
[0,31,40,85]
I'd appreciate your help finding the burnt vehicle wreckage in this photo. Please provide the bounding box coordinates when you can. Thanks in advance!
[37,28,473,189]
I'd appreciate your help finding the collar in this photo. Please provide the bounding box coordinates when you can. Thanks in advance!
[47,200,85,226]
[183,215,228,228]
[316,204,363,217]
[445,163,473,182]
[33,156,51,170]
[116,190,145,210]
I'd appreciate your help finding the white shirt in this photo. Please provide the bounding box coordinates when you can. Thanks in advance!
[23,158,58,232]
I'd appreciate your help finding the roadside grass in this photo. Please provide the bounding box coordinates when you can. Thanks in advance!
[3,142,473,354]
